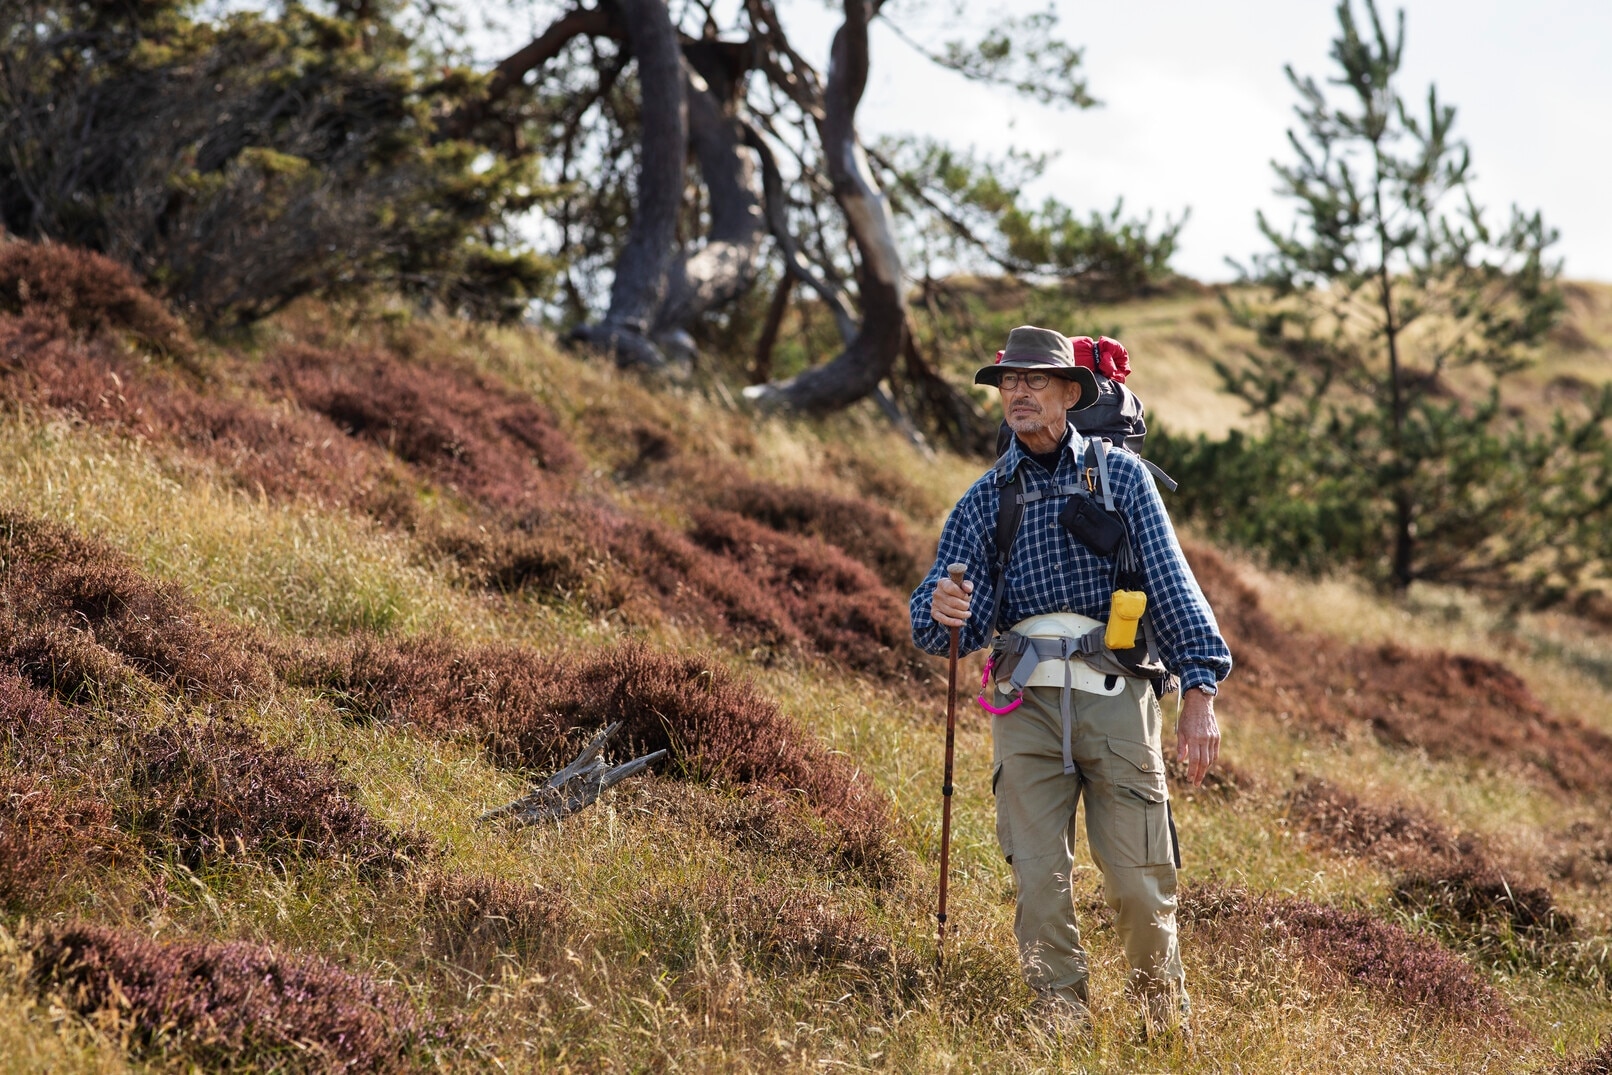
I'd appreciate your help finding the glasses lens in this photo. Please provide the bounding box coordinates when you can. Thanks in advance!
[1000,371,1051,390]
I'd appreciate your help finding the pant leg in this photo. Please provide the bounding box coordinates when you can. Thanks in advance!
[990,695,1088,992]
[1072,677,1184,995]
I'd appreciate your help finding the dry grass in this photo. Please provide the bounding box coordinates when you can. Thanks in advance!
[1,269,1609,1073]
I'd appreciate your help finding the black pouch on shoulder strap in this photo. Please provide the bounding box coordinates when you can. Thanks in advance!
[1058,494,1126,558]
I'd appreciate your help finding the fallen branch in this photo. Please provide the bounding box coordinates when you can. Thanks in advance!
[480,722,668,824]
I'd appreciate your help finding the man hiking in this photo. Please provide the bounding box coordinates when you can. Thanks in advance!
[909,325,1231,1040]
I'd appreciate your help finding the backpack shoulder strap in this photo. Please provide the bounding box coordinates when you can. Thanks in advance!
[986,454,1025,637]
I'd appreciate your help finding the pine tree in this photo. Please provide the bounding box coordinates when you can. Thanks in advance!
[1210,0,1612,596]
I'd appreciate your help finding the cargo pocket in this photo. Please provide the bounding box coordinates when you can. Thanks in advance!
[1107,736,1172,868]
[991,761,1012,864]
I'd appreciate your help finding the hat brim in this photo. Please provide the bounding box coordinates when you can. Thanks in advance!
[974,361,1099,411]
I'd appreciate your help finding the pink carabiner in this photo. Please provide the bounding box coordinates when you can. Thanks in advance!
[976,655,1023,715]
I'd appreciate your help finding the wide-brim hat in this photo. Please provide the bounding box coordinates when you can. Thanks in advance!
[974,325,1099,410]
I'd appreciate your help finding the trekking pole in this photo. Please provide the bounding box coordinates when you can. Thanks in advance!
[936,562,967,965]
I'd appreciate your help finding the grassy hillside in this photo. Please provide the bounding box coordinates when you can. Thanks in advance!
[1,243,1609,1073]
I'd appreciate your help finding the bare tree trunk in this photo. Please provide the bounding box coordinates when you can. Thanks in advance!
[572,0,687,369]
[652,47,765,350]
[743,0,906,413]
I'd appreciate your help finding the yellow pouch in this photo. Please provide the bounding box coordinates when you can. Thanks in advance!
[1105,590,1147,650]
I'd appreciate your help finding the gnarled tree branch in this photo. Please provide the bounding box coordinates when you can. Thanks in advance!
[744,0,906,414]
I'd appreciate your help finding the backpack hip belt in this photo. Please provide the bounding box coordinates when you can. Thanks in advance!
[985,613,1160,775]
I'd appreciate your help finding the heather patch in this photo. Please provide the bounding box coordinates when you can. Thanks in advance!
[1187,543,1612,795]
[0,304,419,520]
[0,241,192,359]
[1286,776,1585,977]
[1287,775,1467,869]
[0,771,132,910]
[1181,882,1519,1033]
[268,343,576,513]
[688,507,927,679]
[26,921,432,1073]
[1562,1039,1612,1075]
[125,719,420,874]
[285,637,901,885]
[706,478,926,589]
[0,510,266,702]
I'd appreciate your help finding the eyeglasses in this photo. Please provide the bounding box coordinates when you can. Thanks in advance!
[997,371,1054,391]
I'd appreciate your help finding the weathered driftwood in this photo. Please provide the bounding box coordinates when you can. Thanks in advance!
[480,722,668,825]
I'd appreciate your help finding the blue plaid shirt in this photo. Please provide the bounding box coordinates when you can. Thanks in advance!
[910,433,1231,693]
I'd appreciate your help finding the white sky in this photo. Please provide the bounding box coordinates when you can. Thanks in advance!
[777,0,1612,283]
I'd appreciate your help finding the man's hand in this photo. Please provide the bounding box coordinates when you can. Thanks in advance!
[1174,688,1220,787]
[931,576,973,629]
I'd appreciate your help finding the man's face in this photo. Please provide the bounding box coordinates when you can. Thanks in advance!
[999,371,1084,438]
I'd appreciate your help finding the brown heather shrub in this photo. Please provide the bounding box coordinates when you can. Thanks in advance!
[126,720,420,873]
[0,668,89,764]
[419,870,570,967]
[706,478,926,589]
[1181,882,1520,1034]
[0,770,133,909]
[688,508,927,679]
[0,311,418,518]
[0,510,266,701]
[267,344,577,513]
[284,637,901,884]
[0,241,192,359]
[429,504,800,649]
[1287,774,1466,869]
[26,921,432,1073]
[1561,1039,1612,1075]
[1393,866,1571,939]
[1186,542,1612,796]
[1286,776,1576,963]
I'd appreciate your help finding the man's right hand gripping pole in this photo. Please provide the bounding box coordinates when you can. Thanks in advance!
[931,574,974,630]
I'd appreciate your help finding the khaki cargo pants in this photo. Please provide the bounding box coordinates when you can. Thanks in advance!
[991,676,1183,1000]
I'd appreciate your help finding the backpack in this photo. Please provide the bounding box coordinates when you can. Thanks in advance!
[991,335,1170,479]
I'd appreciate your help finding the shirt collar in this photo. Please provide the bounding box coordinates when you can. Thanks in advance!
[996,423,1086,484]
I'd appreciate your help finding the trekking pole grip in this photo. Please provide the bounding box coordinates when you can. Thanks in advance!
[947,563,967,589]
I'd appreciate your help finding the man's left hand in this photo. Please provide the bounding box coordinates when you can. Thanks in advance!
[1174,688,1220,787]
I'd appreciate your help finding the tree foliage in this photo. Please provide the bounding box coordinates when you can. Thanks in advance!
[1159,0,1612,603]
[0,0,551,324]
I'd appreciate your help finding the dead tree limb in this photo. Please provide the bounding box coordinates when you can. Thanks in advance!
[743,0,906,414]
[436,5,621,143]
[480,722,668,825]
